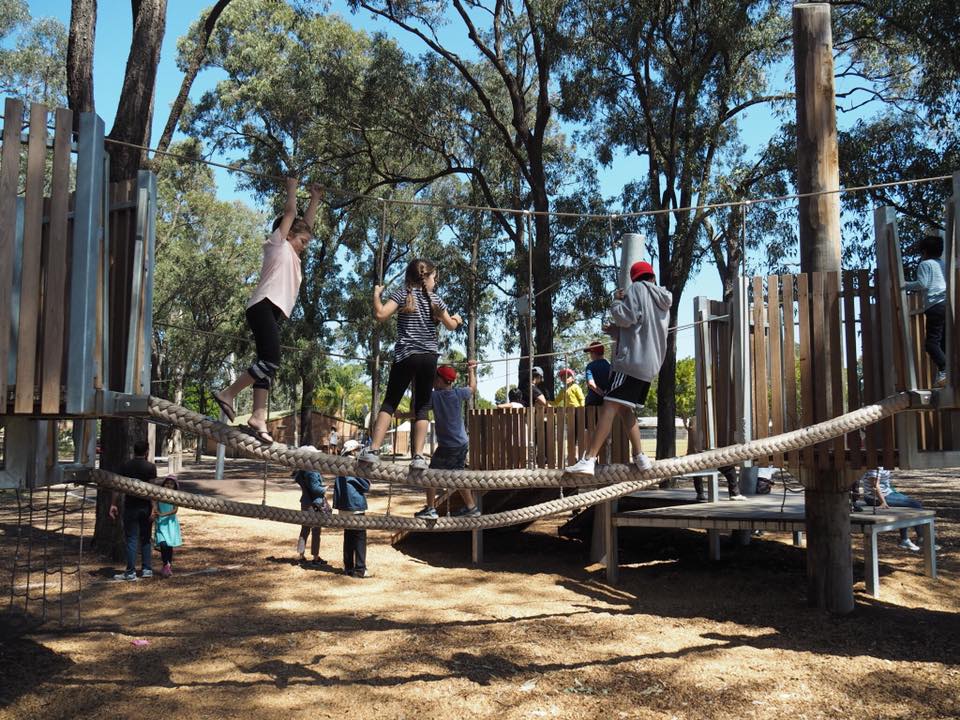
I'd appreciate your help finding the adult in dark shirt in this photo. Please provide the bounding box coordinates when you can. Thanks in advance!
[109,440,158,580]
[520,366,549,407]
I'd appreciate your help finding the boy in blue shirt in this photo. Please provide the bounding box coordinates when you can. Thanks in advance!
[333,440,372,577]
[415,361,480,519]
[584,341,611,406]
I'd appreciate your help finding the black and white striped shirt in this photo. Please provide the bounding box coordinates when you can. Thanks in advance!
[388,286,448,361]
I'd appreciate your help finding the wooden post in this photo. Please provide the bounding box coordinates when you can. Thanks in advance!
[793,3,853,614]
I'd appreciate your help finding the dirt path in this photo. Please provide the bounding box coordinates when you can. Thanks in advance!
[2,463,958,719]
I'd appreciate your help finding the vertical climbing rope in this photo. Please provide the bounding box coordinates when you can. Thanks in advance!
[262,392,271,506]
[77,484,87,626]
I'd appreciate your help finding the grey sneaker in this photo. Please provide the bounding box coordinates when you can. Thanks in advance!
[410,454,428,470]
[632,453,653,471]
[357,449,380,464]
[140,568,154,578]
[897,538,920,552]
[113,570,137,581]
[934,371,947,388]
[414,506,439,520]
[452,505,481,518]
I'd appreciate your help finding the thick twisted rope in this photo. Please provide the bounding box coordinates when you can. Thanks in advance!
[89,469,663,531]
[148,393,911,490]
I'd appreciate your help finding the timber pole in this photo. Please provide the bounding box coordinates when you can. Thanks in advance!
[793,2,852,614]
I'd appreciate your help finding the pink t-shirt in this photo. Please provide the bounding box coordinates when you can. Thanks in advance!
[247,229,302,317]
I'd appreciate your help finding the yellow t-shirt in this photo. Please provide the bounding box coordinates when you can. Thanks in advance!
[553,383,585,408]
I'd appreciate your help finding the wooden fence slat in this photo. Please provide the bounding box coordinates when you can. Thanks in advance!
[14,102,48,412]
[859,270,880,468]
[842,272,863,469]
[0,98,23,408]
[780,277,798,468]
[873,274,897,469]
[751,277,769,452]
[827,271,845,471]
[797,273,815,471]
[767,276,784,466]
[40,107,73,413]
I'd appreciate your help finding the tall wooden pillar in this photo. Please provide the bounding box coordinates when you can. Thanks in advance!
[793,2,853,614]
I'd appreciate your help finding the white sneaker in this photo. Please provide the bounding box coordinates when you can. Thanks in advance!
[632,453,653,471]
[897,538,920,552]
[297,537,306,559]
[410,455,428,470]
[565,456,596,476]
[729,494,748,502]
[357,449,380,464]
[934,371,947,388]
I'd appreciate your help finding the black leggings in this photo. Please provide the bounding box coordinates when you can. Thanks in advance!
[924,302,946,372]
[159,543,174,565]
[246,299,283,389]
[380,353,437,420]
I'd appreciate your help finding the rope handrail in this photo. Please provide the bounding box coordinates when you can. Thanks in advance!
[145,392,912,491]
[91,391,913,531]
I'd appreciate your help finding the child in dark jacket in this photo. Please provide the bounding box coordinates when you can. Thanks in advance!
[293,445,328,566]
[333,440,371,578]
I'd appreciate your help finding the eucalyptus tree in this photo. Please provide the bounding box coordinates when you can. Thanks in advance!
[349,0,582,396]
[560,0,792,456]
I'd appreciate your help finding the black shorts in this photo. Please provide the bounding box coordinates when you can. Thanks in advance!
[429,444,468,470]
[605,371,651,409]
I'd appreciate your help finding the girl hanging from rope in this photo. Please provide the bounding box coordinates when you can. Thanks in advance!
[359,258,463,468]
[213,177,323,443]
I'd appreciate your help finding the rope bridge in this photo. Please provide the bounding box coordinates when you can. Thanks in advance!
[86,392,913,531]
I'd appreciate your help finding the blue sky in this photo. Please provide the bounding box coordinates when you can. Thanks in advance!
[24,1,860,399]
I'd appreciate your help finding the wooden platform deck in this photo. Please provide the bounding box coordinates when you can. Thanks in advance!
[606,489,937,599]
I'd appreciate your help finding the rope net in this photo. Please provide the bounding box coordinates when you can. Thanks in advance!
[86,392,912,531]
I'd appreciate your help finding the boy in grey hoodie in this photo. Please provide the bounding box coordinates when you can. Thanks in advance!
[565,261,672,476]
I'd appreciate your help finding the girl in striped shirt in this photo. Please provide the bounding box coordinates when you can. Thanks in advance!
[360,259,462,468]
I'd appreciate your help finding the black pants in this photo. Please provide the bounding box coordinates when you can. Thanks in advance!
[924,302,946,372]
[159,543,174,565]
[123,504,153,573]
[343,528,367,574]
[694,466,740,496]
[246,299,283,389]
[380,353,437,420]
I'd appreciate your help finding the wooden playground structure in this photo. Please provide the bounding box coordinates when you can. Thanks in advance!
[1,3,959,621]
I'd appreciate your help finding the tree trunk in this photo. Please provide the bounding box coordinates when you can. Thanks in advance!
[655,304,680,459]
[793,2,851,614]
[66,0,96,119]
[531,188,555,399]
[107,0,167,181]
[300,374,315,447]
[155,0,233,156]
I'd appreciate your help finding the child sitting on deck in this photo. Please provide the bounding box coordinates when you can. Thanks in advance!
[565,261,672,476]
[414,362,480,520]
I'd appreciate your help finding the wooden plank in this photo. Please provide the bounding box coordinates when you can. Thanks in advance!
[810,272,829,470]
[751,276,769,446]
[781,276,798,441]
[767,276,784,466]
[874,274,897,469]
[827,271,845,471]
[842,272,863,469]
[14,103,48,412]
[0,98,23,408]
[858,270,879,468]
[797,273,815,471]
[39,107,73,413]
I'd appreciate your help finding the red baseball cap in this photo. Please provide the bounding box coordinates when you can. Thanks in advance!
[437,365,458,383]
[558,368,575,379]
[630,261,655,282]
[585,341,605,355]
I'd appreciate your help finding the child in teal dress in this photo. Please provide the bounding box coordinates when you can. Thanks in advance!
[153,475,183,578]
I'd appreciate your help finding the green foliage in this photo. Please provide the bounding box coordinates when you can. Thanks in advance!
[643,357,697,425]
[151,139,265,413]
[0,0,67,105]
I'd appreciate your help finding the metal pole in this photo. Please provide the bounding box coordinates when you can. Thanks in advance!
[526,211,536,468]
